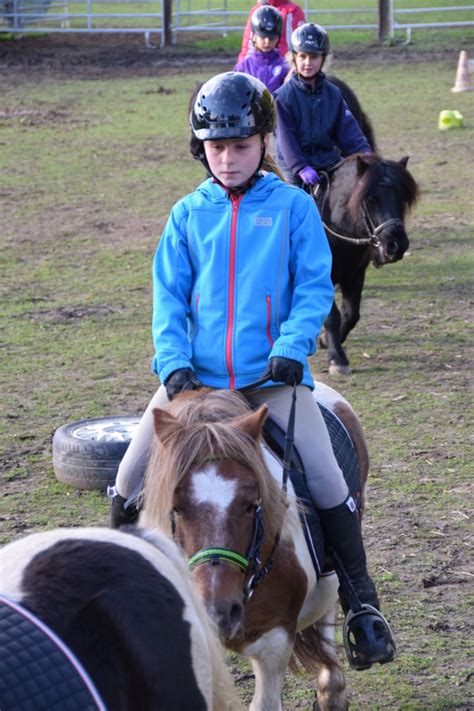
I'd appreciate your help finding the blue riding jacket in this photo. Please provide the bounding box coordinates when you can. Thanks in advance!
[152,173,334,390]
[274,72,371,174]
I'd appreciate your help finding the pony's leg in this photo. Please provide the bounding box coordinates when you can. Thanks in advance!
[319,301,350,375]
[314,607,348,711]
[243,628,294,711]
[339,270,365,345]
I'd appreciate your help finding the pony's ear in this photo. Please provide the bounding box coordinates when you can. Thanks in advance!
[399,156,409,167]
[152,408,184,446]
[232,405,269,441]
[356,155,370,176]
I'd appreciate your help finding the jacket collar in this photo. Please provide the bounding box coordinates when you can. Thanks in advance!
[200,173,281,201]
[294,71,325,94]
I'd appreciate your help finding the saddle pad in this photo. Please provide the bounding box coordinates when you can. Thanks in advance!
[263,403,362,580]
[0,596,106,711]
[317,402,362,508]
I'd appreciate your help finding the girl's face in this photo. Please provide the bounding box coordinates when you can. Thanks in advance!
[294,52,324,80]
[204,134,268,188]
[253,33,279,52]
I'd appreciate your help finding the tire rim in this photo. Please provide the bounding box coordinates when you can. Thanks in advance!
[71,418,140,443]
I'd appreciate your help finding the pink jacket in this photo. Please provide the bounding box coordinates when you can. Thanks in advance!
[237,0,306,61]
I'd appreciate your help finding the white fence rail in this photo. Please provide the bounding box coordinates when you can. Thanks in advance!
[1,0,473,45]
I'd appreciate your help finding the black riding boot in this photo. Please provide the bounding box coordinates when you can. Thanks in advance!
[108,489,139,529]
[318,496,396,670]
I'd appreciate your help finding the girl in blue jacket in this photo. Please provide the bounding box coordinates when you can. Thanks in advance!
[275,23,371,187]
[110,71,395,669]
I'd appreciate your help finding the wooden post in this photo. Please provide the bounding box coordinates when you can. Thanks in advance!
[378,0,390,42]
[162,0,172,46]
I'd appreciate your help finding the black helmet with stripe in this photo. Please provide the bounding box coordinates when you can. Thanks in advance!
[290,23,330,55]
[250,5,283,38]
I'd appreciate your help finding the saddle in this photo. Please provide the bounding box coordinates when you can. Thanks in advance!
[0,595,105,711]
[263,401,363,580]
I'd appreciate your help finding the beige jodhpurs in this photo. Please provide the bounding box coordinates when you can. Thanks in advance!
[115,384,348,510]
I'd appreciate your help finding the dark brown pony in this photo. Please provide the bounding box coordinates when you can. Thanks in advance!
[141,384,370,711]
[315,154,419,374]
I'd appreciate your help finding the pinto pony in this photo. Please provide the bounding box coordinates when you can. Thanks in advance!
[315,154,419,374]
[0,527,240,711]
[140,385,370,711]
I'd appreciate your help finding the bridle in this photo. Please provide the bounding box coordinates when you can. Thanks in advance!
[173,378,297,602]
[315,164,404,248]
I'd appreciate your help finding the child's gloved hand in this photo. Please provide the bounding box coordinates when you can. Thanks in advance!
[298,166,320,186]
[165,368,202,400]
[268,357,303,385]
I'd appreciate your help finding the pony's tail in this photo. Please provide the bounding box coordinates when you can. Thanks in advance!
[290,622,340,675]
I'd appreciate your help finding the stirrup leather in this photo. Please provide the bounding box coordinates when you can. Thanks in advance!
[343,604,396,671]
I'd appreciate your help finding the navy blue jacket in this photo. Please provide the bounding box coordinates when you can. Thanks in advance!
[274,72,371,174]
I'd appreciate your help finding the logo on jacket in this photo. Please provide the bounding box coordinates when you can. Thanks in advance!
[254,217,273,227]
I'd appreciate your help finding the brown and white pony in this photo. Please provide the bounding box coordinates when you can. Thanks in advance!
[140,383,369,711]
[0,527,241,711]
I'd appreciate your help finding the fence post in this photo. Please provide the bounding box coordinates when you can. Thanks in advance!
[378,0,390,41]
[163,0,172,45]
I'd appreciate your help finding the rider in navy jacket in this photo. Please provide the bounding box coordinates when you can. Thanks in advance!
[274,23,371,187]
[275,72,370,175]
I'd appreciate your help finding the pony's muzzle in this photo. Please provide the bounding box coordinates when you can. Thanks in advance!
[208,599,244,641]
[374,228,409,265]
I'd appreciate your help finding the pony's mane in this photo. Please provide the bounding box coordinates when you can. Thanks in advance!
[346,154,419,221]
[141,389,288,543]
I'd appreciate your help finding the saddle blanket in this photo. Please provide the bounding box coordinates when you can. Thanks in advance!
[263,401,362,580]
[0,595,105,711]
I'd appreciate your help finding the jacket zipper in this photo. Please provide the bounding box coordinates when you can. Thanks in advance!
[191,292,200,342]
[225,193,243,389]
[266,293,274,347]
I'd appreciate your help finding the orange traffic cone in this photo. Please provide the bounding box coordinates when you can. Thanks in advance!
[451,50,473,93]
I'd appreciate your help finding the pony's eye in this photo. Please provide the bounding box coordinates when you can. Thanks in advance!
[173,505,182,516]
[245,503,256,514]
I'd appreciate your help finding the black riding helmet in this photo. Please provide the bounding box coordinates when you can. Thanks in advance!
[190,71,276,141]
[190,72,276,179]
[290,22,330,55]
[250,5,283,38]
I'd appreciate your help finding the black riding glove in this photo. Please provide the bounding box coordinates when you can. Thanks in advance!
[267,357,303,386]
[165,368,202,401]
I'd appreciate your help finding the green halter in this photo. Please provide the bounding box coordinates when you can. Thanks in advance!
[188,547,249,573]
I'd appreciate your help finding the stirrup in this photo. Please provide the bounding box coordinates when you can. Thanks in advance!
[343,604,396,671]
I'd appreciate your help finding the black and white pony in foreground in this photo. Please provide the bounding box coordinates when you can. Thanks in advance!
[0,527,240,711]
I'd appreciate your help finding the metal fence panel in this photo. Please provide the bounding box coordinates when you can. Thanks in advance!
[1,0,473,43]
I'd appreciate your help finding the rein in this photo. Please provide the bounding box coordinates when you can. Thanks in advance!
[315,165,404,248]
[183,379,297,602]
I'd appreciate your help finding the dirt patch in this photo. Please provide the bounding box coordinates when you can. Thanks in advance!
[24,304,121,323]
[0,32,465,80]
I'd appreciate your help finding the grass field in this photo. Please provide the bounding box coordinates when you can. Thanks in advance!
[1,35,473,708]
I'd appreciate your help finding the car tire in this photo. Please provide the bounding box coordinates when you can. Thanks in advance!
[52,416,140,490]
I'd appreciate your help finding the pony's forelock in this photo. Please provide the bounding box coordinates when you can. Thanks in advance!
[347,154,419,221]
[141,390,288,542]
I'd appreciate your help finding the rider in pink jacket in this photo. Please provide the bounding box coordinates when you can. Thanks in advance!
[237,0,306,61]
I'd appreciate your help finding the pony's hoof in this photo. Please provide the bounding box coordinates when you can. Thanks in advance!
[328,362,351,376]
